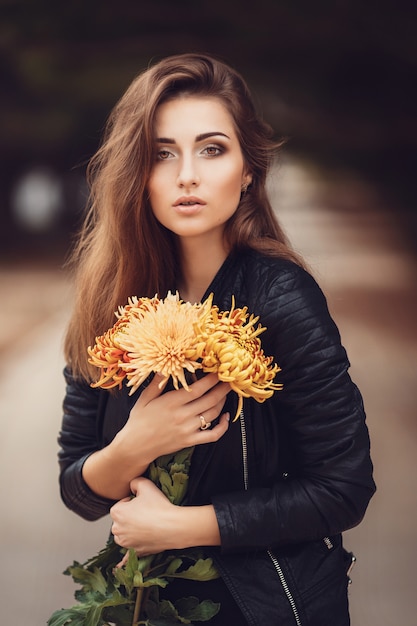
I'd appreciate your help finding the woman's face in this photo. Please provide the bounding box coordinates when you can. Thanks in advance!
[147,96,251,245]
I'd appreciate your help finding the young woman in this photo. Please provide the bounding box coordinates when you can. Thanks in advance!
[59,53,375,625]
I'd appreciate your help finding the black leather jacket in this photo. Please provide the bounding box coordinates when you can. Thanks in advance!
[58,249,375,625]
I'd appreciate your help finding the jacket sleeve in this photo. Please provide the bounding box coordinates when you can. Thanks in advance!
[212,264,376,552]
[57,367,117,521]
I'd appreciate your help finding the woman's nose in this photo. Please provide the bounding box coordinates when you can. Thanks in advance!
[176,156,200,188]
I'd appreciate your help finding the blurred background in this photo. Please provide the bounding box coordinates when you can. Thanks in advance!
[1,1,416,624]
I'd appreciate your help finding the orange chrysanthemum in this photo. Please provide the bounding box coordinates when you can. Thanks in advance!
[87,296,158,390]
[87,318,130,389]
[115,295,160,323]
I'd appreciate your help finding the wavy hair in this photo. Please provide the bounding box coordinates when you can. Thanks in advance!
[64,53,304,380]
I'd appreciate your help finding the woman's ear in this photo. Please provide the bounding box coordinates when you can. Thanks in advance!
[241,174,253,193]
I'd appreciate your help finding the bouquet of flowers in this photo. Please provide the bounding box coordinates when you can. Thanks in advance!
[48,293,281,626]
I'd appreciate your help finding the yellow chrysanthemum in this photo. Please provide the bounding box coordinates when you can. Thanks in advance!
[117,292,213,394]
[191,297,282,420]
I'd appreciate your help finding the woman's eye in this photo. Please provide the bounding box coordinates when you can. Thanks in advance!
[202,145,223,157]
[157,149,173,160]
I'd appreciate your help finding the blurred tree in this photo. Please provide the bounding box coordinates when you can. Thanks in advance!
[1,0,416,259]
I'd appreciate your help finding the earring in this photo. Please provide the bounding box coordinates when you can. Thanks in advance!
[241,182,249,194]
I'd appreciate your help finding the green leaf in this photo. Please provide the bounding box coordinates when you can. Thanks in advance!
[153,468,190,504]
[141,576,169,589]
[102,603,134,625]
[148,463,163,485]
[147,448,194,504]
[159,470,175,501]
[48,606,89,626]
[135,552,155,574]
[164,558,183,576]
[48,586,132,626]
[86,592,132,626]
[113,550,158,595]
[167,558,219,582]
[159,598,191,624]
[79,538,124,571]
[144,596,220,624]
[145,589,193,625]
[169,462,187,474]
[73,589,104,606]
[84,604,103,626]
[171,472,189,504]
[175,597,221,622]
[171,447,194,467]
[113,564,136,596]
[152,448,194,476]
[66,564,108,596]
[146,618,190,626]
[133,570,144,587]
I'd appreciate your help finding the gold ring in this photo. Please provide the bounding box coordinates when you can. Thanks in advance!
[199,415,211,430]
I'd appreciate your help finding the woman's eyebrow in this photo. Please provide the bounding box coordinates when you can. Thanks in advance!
[196,132,231,141]
[155,131,231,143]
[155,137,175,144]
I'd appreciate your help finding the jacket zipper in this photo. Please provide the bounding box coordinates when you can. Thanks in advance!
[267,550,302,626]
[323,536,333,550]
[239,410,302,626]
[239,408,249,490]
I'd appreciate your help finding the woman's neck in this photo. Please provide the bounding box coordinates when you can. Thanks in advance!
[178,237,229,303]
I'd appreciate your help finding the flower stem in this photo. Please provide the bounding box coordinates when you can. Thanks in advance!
[133,587,144,625]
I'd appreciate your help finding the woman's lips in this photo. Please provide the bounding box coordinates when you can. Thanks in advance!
[173,196,206,214]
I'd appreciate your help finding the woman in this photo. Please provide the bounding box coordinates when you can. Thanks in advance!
[59,53,375,625]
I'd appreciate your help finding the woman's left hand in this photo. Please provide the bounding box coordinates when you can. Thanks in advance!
[110,476,177,555]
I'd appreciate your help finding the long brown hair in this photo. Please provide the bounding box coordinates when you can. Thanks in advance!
[65,53,304,381]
